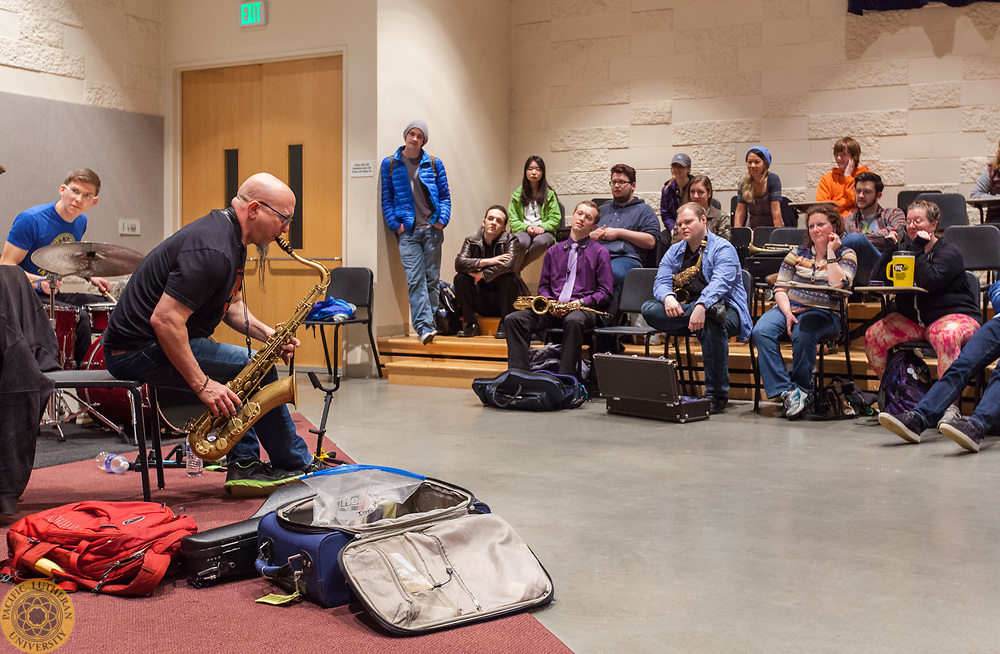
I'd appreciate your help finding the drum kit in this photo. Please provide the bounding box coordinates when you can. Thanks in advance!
[31,241,158,440]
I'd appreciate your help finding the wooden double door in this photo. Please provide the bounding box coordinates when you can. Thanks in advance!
[181,56,343,367]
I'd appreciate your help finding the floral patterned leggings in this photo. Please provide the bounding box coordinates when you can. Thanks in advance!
[865,312,981,379]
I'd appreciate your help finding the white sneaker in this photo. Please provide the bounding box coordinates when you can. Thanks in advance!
[782,387,807,420]
[937,404,962,428]
[420,329,437,346]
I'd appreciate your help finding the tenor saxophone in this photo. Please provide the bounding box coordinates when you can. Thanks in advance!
[187,237,330,461]
[513,295,610,318]
[673,239,707,304]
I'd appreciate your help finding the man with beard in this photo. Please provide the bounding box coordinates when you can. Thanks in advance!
[592,163,659,317]
[103,173,318,496]
[840,171,905,283]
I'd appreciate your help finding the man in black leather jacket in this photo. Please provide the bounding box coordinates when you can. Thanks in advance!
[453,205,527,339]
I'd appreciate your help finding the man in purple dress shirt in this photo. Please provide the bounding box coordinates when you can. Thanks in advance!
[505,201,613,379]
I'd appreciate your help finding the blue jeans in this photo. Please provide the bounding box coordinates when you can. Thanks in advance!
[641,299,742,398]
[913,316,1000,432]
[841,233,880,285]
[104,338,312,470]
[397,227,444,335]
[752,306,840,397]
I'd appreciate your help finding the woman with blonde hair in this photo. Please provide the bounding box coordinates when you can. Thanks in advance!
[733,146,782,229]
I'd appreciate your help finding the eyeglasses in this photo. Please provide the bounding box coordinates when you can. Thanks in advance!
[63,185,96,201]
[256,200,294,225]
[610,179,632,187]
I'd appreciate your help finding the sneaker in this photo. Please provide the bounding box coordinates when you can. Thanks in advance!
[937,404,962,428]
[420,329,437,345]
[939,418,984,453]
[458,323,480,338]
[494,326,506,340]
[223,460,301,497]
[709,396,728,415]
[782,388,807,420]
[878,410,925,444]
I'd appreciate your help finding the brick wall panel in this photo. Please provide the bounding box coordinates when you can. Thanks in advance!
[962,157,989,183]
[808,110,907,139]
[552,81,630,107]
[631,9,672,34]
[631,100,672,125]
[551,127,629,151]
[673,121,717,146]
[569,148,609,172]
[674,71,761,100]
[908,82,962,109]
[85,80,124,109]
[551,0,630,20]
[20,16,62,47]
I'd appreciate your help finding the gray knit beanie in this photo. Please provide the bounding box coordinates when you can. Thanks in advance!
[404,119,429,144]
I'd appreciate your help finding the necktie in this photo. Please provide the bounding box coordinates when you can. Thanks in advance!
[558,242,579,302]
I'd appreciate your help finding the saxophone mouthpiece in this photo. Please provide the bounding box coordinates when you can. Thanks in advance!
[275,236,294,255]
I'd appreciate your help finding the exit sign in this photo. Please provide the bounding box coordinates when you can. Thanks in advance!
[240,2,268,28]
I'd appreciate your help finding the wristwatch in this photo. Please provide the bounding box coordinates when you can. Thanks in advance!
[826,257,838,264]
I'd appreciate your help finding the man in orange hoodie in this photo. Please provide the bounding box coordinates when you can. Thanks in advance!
[816,136,869,216]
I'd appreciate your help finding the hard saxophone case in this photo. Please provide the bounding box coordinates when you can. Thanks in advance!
[255,465,554,634]
[594,352,711,423]
[179,482,316,588]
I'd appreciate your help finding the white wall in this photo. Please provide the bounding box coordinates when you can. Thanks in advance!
[511,0,1000,220]
[0,0,161,113]
[376,0,512,335]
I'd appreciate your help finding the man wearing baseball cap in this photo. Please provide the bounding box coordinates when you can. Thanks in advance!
[380,120,452,345]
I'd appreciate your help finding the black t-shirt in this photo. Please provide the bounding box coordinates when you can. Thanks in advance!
[103,209,246,350]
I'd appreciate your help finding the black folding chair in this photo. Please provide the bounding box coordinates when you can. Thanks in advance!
[592,267,658,356]
[301,267,383,392]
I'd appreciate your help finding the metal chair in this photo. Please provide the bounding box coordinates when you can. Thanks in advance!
[300,267,383,392]
[886,272,982,409]
[668,269,753,397]
[898,189,938,213]
[916,192,969,231]
[943,224,1000,318]
[592,268,658,356]
[750,282,853,413]
[44,370,164,501]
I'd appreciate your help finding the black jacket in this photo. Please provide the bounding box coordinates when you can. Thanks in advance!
[875,235,981,327]
[0,266,60,514]
[455,227,528,291]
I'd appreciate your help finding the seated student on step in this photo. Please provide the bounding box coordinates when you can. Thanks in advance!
[840,171,905,284]
[864,200,981,425]
[879,281,1000,453]
[641,203,751,415]
[505,201,612,380]
[453,205,527,339]
[750,205,857,420]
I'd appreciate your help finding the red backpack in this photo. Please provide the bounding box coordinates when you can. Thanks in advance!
[2,501,198,595]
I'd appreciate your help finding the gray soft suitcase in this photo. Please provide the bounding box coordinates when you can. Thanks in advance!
[258,467,555,634]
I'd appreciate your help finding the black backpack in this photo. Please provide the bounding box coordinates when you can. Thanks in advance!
[878,349,932,415]
[434,281,462,335]
[472,370,586,411]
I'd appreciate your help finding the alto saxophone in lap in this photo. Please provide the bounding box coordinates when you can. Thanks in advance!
[186,237,330,461]
[513,295,610,318]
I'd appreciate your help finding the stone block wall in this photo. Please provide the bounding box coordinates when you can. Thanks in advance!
[0,0,160,114]
[512,0,1000,222]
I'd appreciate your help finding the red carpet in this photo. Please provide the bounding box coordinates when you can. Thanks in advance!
[1,416,571,654]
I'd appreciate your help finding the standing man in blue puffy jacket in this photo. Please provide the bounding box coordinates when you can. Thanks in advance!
[380,120,451,345]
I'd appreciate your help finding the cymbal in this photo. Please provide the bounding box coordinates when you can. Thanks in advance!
[31,241,144,277]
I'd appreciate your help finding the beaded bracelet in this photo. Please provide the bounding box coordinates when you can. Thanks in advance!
[196,376,210,393]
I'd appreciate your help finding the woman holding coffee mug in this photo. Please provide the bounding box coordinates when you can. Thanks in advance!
[865,201,981,418]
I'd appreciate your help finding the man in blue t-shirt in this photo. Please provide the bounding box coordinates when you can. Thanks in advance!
[1,169,111,367]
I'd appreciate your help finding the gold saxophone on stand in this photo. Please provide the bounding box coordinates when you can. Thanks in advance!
[513,295,610,318]
[673,240,707,303]
[187,237,330,461]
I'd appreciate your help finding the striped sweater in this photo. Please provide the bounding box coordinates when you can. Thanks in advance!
[776,245,857,312]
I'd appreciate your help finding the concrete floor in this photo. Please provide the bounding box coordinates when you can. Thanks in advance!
[293,376,1000,654]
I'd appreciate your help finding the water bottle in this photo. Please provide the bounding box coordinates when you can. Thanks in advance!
[185,442,203,477]
[95,451,129,474]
